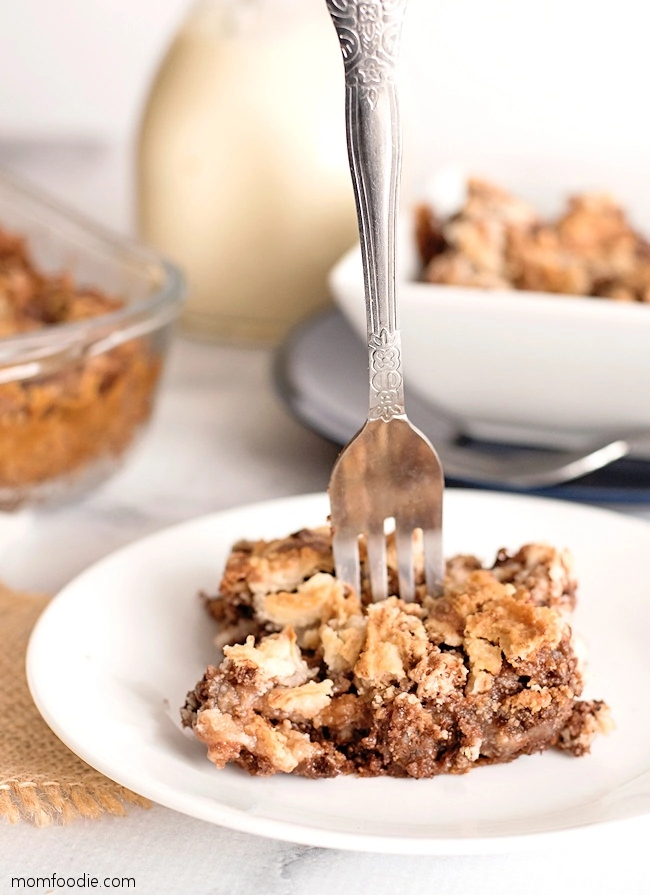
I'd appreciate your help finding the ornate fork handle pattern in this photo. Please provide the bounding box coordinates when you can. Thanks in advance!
[326,0,405,107]
[326,0,408,421]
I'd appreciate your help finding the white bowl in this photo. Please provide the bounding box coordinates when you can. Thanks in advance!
[329,222,650,445]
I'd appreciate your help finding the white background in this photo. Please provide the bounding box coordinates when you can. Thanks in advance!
[1,0,650,231]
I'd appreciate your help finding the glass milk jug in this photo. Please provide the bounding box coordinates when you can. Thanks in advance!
[136,0,358,343]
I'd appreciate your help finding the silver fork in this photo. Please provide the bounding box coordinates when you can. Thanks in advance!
[326,0,443,603]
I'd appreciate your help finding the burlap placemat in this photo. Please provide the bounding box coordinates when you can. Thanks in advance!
[0,582,150,825]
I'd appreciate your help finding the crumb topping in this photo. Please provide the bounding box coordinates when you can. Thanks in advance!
[416,176,650,303]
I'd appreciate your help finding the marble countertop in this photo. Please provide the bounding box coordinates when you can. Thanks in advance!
[1,332,649,895]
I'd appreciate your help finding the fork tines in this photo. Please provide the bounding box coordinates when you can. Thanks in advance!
[328,417,444,603]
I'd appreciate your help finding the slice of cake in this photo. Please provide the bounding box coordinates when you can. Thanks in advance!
[182,526,611,778]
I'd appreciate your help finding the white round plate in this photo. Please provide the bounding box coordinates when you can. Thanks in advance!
[27,491,650,854]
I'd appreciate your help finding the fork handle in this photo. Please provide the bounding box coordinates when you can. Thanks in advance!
[326,0,408,422]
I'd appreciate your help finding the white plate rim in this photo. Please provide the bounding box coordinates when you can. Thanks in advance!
[26,490,650,854]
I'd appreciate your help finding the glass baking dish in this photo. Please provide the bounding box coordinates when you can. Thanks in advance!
[0,171,185,510]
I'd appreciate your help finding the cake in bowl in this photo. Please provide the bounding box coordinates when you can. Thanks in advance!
[329,170,650,435]
[182,525,611,778]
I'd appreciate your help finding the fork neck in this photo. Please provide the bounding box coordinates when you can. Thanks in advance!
[326,0,408,423]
